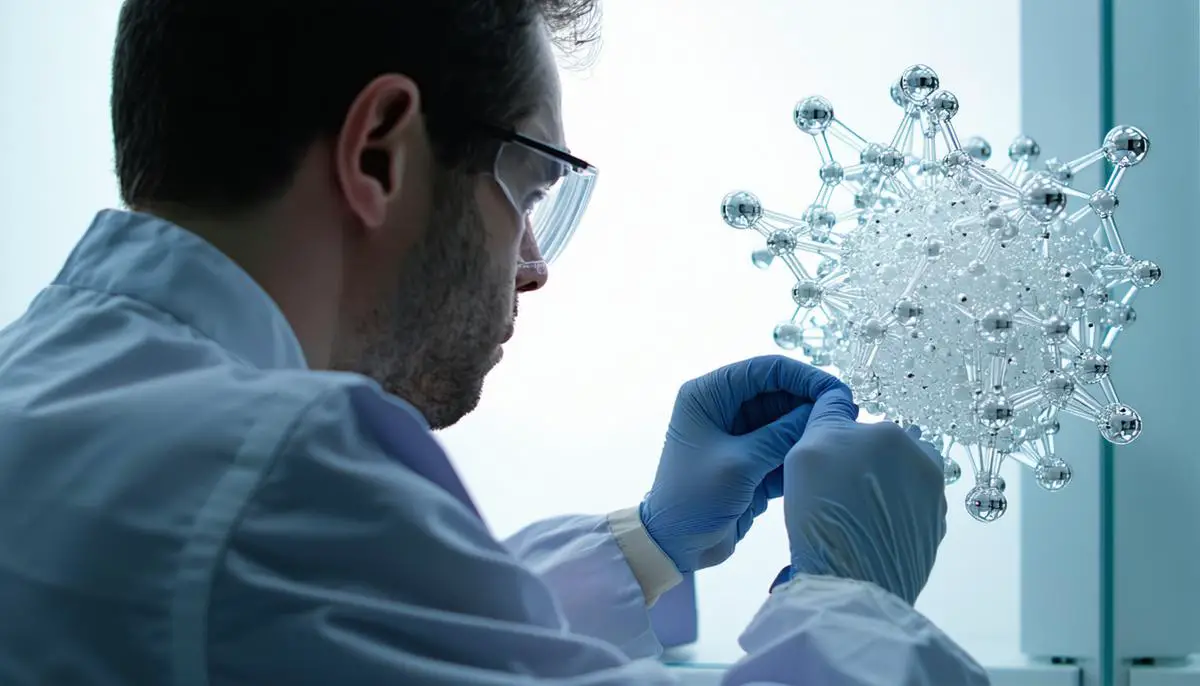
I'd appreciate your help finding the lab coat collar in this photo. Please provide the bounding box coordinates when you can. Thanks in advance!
[56,209,309,371]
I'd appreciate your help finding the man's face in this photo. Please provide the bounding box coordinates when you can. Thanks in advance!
[334,31,562,430]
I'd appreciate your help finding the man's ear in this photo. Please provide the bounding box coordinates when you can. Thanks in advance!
[335,74,422,230]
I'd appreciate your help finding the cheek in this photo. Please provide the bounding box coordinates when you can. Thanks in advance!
[349,180,431,302]
[364,213,421,289]
[474,179,524,259]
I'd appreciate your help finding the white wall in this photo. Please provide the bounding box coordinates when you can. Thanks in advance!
[0,0,1023,665]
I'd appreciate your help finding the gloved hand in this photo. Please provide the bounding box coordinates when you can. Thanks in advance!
[639,356,847,573]
[784,387,948,605]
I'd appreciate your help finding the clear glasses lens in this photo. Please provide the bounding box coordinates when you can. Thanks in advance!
[494,141,597,264]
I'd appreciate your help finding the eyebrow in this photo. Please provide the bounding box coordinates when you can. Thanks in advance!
[524,117,566,151]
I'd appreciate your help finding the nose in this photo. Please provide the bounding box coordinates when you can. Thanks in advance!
[515,217,549,293]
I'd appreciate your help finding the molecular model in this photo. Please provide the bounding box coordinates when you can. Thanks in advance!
[721,64,1159,522]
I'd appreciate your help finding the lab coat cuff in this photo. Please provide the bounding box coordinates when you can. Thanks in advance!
[733,572,992,685]
[606,507,683,607]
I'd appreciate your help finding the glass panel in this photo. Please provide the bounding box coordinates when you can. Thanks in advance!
[1108,0,1200,661]
[442,0,1024,667]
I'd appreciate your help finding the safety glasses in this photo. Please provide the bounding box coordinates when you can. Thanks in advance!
[483,124,598,264]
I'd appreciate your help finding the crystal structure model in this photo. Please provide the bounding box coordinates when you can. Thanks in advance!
[721,65,1158,522]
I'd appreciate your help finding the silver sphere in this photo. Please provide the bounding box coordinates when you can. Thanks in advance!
[1102,303,1137,328]
[927,90,960,121]
[1041,314,1071,340]
[1098,404,1142,445]
[898,64,939,104]
[879,148,906,175]
[1045,158,1075,185]
[860,143,884,167]
[1020,172,1067,223]
[891,297,924,325]
[1073,350,1111,384]
[772,322,804,350]
[943,150,971,171]
[1130,259,1162,287]
[1039,370,1076,406]
[819,161,845,185]
[965,485,1008,522]
[1039,415,1062,435]
[964,136,992,162]
[889,81,906,108]
[1008,135,1041,162]
[791,280,824,307]
[858,318,889,342]
[1103,125,1150,167]
[1035,459,1073,491]
[794,96,835,135]
[943,459,962,485]
[976,307,1015,342]
[975,393,1014,430]
[722,191,762,229]
[803,205,838,233]
[766,229,797,256]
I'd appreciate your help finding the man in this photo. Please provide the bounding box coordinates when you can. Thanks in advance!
[0,1,989,684]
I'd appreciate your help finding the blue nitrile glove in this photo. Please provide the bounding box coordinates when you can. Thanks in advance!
[784,386,948,605]
[639,355,847,573]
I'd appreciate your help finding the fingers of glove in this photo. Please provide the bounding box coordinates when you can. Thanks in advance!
[734,505,757,542]
[904,425,947,472]
[751,484,771,516]
[735,488,771,542]
[691,356,847,416]
[730,390,805,436]
[749,402,815,457]
[918,439,945,470]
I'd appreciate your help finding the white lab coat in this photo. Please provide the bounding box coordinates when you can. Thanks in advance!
[0,210,989,685]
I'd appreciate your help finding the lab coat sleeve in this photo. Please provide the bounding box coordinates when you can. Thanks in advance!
[201,384,679,686]
[503,507,682,660]
[723,575,993,685]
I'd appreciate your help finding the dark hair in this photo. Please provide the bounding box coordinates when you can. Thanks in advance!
[110,0,600,213]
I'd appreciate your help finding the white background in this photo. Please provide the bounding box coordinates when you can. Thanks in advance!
[0,0,1023,665]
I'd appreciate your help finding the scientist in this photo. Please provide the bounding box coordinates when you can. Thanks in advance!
[0,1,989,684]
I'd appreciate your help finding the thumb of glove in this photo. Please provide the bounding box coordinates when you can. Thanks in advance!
[804,386,858,431]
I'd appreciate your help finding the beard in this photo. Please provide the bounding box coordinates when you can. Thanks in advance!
[334,169,515,429]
